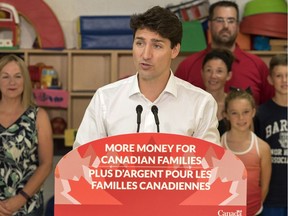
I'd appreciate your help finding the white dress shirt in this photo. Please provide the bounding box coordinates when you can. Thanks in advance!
[73,72,220,148]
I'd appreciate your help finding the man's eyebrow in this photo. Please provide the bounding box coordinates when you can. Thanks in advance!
[135,36,144,40]
[151,38,164,43]
[134,37,165,43]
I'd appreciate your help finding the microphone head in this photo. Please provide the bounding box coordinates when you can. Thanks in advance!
[151,105,158,114]
[136,105,143,114]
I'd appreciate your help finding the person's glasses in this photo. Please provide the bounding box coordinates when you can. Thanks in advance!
[211,17,238,25]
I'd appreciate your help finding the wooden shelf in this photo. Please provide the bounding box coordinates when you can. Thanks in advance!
[1,48,286,134]
[70,92,94,97]
[53,134,65,139]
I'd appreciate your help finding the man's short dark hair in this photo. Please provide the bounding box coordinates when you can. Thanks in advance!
[208,1,239,21]
[269,54,287,74]
[130,6,182,48]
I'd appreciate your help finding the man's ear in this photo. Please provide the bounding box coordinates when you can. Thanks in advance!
[208,20,211,32]
[171,43,180,59]
[267,75,274,86]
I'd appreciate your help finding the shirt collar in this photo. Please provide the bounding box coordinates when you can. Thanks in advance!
[163,71,177,97]
[128,74,140,97]
[128,71,177,98]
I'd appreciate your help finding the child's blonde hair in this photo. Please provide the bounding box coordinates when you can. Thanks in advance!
[224,88,255,130]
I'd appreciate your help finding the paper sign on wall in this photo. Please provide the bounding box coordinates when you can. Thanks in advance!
[33,89,68,108]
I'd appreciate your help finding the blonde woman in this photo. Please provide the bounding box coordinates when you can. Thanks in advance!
[0,54,53,215]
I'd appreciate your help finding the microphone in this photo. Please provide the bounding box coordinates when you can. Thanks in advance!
[151,105,160,133]
[136,105,143,132]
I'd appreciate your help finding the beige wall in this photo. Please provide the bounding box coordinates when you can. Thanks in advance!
[41,0,250,49]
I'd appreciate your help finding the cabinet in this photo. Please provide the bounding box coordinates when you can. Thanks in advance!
[0,49,285,133]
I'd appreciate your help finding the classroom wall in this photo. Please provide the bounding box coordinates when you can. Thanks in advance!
[19,0,288,49]
[40,0,250,49]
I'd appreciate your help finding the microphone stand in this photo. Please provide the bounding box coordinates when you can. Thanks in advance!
[136,105,143,132]
[151,105,160,133]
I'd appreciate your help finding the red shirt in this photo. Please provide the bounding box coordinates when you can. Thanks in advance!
[175,44,274,105]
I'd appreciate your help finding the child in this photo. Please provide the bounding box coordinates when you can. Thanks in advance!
[201,48,234,135]
[254,54,287,216]
[221,89,272,216]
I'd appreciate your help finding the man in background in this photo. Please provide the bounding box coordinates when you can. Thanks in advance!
[175,0,274,105]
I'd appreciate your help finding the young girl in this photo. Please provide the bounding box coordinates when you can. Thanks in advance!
[221,89,272,216]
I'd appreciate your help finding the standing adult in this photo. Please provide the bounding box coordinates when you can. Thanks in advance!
[73,6,220,149]
[175,0,274,105]
[0,54,53,215]
[201,48,234,135]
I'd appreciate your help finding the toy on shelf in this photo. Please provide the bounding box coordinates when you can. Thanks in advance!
[51,117,67,134]
[240,0,287,50]
[28,64,41,89]
[0,3,19,49]
[166,0,209,22]
[64,129,77,146]
[1,0,65,49]
[41,66,60,89]
[29,63,61,89]
[29,63,68,109]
